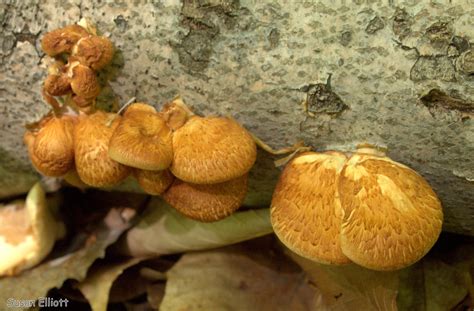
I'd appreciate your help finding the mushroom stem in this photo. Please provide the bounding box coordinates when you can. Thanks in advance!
[105,97,136,127]
[117,97,137,115]
[274,146,312,167]
[249,132,309,155]
[161,95,195,131]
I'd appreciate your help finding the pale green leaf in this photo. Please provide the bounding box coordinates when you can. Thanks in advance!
[118,198,273,257]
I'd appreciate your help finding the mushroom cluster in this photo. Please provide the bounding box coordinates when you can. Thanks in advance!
[112,99,257,223]
[25,22,258,223]
[25,21,115,181]
[270,145,443,271]
[41,22,113,113]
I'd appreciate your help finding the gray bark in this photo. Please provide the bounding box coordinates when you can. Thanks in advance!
[0,1,473,235]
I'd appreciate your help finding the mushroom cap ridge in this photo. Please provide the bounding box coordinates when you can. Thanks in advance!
[271,151,351,265]
[338,153,443,270]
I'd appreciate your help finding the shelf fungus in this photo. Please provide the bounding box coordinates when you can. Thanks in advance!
[0,183,65,276]
[163,174,248,222]
[271,146,443,271]
[71,35,114,70]
[170,116,257,184]
[109,103,173,170]
[24,114,77,177]
[134,169,174,195]
[74,111,130,187]
[41,24,90,57]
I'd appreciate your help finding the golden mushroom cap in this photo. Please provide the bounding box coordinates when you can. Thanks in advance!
[134,169,174,195]
[68,63,100,99]
[338,149,443,271]
[270,151,351,265]
[74,111,130,187]
[170,116,257,184]
[24,115,76,177]
[108,104,173,170]
[72,35,114,70]
[125,102,157,115]
[163,174,248,222]
[41,24,90,56]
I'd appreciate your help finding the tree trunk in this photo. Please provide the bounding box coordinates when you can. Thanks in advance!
[0,1,473,235]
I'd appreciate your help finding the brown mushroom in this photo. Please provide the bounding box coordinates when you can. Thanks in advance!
[163,174,248,222]
[43,74,71,97]
[68,62,100,99]
[338,146,443,270]
[108,103,173,170]
[24,114,77,177]
[72,35,114,70]
[41,89,61,110]
[270,151,351,265]
[170,116,257,184]
[134,169,174,195]
[74,111,130,187]
[41,24,90,56]
[71,94,94,108]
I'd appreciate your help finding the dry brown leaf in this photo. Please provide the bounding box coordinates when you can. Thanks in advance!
[160,241,322,311]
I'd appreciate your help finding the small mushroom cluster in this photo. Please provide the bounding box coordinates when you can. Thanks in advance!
[25,23,258,223]
[270,145,443,271]
[24,21,115,180]
[41,22,113,113]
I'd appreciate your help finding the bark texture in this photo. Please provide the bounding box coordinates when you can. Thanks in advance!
[0,1,473,235]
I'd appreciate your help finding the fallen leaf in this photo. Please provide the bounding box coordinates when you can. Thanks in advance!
[77,258,143,311]
[397,234,474,311]
[147,283,166,310]
[0,208,134,311]
[160,241,321,311]
[287,249,399,311]
[117,198,273,257]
